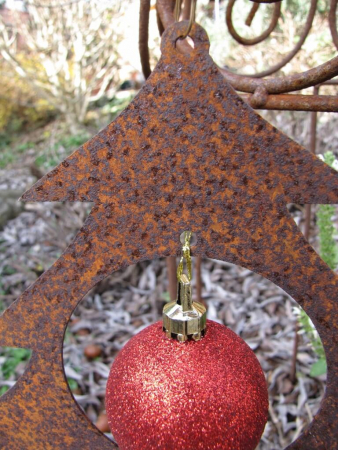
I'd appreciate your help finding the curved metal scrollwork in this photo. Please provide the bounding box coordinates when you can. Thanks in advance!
[142,0,338,111]
[329,0,338,50]
[226,0,281,46]
[226,0,317,79]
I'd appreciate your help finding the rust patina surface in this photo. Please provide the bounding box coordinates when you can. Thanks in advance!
[1,22,338,449]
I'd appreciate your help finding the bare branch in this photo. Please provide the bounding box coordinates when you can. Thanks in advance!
[0,0,128,125]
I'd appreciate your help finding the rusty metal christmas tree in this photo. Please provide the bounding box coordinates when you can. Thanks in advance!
[0,21,338,449]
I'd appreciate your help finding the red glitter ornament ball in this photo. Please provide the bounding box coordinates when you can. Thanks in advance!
[106,320,268,450]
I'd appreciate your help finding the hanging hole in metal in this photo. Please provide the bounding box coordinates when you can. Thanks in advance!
[181,35,195,47]
[180,230,197,246]
[174,33,195,50]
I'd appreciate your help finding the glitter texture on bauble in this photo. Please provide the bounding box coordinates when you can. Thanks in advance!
[106,320,268,450]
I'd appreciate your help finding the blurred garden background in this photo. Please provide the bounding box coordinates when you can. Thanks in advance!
[0,0,338,448]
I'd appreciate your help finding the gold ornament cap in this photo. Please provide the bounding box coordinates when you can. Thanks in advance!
[163,274,206,342]
[163,231,206,342]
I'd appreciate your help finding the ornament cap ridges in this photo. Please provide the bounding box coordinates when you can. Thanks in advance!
[163,273,206,341]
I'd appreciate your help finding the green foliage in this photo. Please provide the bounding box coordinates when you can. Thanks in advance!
[317,152,338,269]
[2,265,16,276]
[0,386,9,396]
[67,378,79,392]
[299,308,326,360]
[0,348,31,380]
[0,151,15,169]
[58,135,89,150]
[0,133,12,149]
[101,92,135,121]
[0,143,36,169]
[317,0,329,15]
[34,154,59,170]
[0,123,88,169]
[310,358,327,377]
[16,142,35,153]
[35,133,89,171]
[162,291,171,303]
[0,140,35,168]
[0,277,6,298]
[0,134,13,168]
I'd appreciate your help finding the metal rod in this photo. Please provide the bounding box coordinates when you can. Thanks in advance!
[139,0,152,79]
[195,255,202,304]
[166,256,177,301]
[241,92,338,113]
[182,0,191,20]
[290,321,299,383]
[245,2,259,27]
